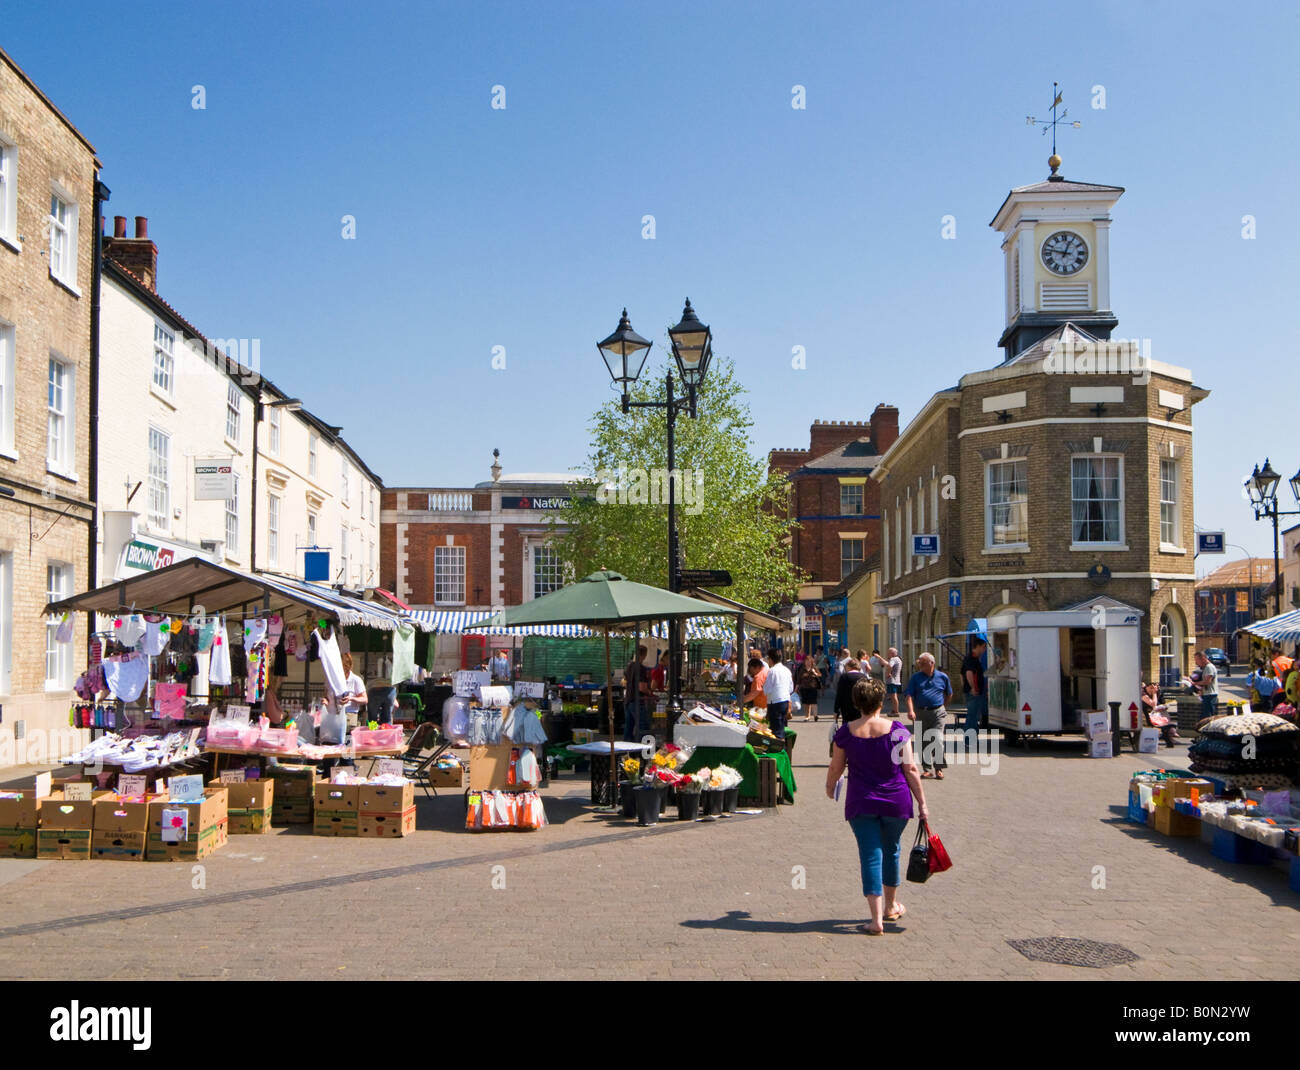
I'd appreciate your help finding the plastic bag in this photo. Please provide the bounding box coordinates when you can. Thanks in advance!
[517,749,540,786]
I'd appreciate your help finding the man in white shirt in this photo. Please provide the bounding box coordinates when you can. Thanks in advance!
[885,647,904,714]
[338,652,368,730]
[763,648,796,741]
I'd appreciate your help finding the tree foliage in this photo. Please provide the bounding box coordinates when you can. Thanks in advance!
[551,353,800,610]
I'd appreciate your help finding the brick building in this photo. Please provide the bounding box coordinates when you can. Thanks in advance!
[768,409,897,651]
[0,49,100,756]
[1194,558,1275,663]
[874,162,1209,691]
[381,460,582,668]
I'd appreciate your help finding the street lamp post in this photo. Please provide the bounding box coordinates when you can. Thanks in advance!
[250,395,303,573]
[1244,458,1300,617]
[597,300,714,719]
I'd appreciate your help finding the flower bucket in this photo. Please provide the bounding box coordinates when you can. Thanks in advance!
[722,786,740,814]
[701,789,723,819]
[619,781,636,817]
[634,786,663,826]
[677,792,701,821]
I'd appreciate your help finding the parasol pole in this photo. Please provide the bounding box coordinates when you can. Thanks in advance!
[605,625,616,806]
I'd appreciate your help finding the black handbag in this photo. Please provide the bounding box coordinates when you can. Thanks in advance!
[906,821,932,883]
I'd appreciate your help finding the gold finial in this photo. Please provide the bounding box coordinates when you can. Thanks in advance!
[1049,153,1062,174]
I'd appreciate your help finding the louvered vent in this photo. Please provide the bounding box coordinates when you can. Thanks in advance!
[1040,282,1091,310]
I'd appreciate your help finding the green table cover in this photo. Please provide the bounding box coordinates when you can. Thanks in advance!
[680,742,797,800]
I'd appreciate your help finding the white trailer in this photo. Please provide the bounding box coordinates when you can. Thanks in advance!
[985,598,1144,747]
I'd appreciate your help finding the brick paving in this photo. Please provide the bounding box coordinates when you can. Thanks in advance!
[0,704,1296,980]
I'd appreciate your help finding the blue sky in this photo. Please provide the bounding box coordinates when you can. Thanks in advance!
[5,0,1298,569]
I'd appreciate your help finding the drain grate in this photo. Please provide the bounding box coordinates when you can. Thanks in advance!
[1007,936,1140,968]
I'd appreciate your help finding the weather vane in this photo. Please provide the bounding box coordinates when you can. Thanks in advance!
[1026,81,1081,173]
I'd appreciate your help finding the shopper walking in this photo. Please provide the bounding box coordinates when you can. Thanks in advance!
[826,675,929,935]
[884,647,904,715]
[623,646,650,742]
[904,652,953,779]
[798,656,822,722]
[763,648,795,740]
[960,639,987,737]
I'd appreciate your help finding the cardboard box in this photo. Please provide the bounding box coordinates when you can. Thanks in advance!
[37,828,92,860]
[469,744,540,791]
[313,810,359,837]
[271,799,312,825]
[1138,727,1160,754]
[356,782,414,814]
[267,767,320,799]
[228,809,274,835]
[427,765,464,789]
[209,779,274,811]
[1084,710,1111,738]
[91,830,147,861]
[145,821,225,861]
[0,790,48,829]
[147,787,228,839]
[1088,739,1113,759]
[1151,806,1200,837]
[1168,778,1214,803]
[0,827,37,858]
[358,807,416,838]
[39,790,112,830]
[314,783,360,812]
[93,794,159,835]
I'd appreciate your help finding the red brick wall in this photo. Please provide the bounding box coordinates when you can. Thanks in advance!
[790,473,881,583]
[402,523,492,605]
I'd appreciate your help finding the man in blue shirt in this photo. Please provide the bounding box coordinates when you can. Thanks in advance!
[904,652,953,779]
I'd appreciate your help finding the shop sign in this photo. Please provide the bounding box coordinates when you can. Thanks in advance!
[194,459,235,500]
[1197,532,1226,554]
[804,615,823,631]
[503,495,572,510]
[913,534,940,556]
[821,597,847,617]
[123,540,177,573]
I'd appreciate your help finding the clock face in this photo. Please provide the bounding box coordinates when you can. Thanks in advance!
[1041,230,1088,275]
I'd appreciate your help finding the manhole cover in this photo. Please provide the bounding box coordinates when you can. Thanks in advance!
[1007,937,1139,968]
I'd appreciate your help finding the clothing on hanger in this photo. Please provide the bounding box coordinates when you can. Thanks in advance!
[116,614,147,647]
[209,616,233,686]
[139,616,171,657]
[313,626,348,696]
[390,623,415,686]
[104,653,149,703]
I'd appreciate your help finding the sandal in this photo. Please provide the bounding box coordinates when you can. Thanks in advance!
[885,904,907,922]
[920,772,934,779]
[860,923,884,936]
[935,771,945,780]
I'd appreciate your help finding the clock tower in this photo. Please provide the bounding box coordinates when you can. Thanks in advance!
[989,155,1124,360]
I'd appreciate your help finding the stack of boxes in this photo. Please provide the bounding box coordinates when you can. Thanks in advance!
[0,789,44,858]
[145,786,229,862]
[313,782,359,836]
[37,790,110,860]
[1085,710,1113,758]
[91,792,159,860]
[357,782,416,838]
[269,766,318,825]
[214,779,275,835]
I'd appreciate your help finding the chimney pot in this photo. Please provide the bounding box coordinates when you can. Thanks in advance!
[114,215,127,238]
[134,216,148,239]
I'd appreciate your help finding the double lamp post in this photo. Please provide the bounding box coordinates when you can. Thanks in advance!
[1244,458,1300,617]
[596,299,714,718]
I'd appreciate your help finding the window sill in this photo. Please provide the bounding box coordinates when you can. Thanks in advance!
[1070,543,1129,552]
[1159,544,1187,555]
[223,436,242,453]
[0,447,17,462]
[46,467,78,484]
[49,271,81,298]
[982,544,1030,554]
[149,383,177,410]
[0,234,20,255]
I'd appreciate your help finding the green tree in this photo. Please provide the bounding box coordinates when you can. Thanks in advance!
[551,353,801,609]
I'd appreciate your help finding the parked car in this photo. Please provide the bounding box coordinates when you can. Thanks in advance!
[1204,648,1232,676]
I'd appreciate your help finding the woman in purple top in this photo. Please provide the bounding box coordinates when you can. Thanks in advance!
[826,676,929,934]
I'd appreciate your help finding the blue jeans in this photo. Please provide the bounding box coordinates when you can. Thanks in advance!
[1200,694,1219,719]
[623,700,643,742]
[768,700,789,740]
[849,814,909,896]
[965,693,987,733]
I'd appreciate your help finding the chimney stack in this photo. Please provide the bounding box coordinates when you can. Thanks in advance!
[102,213,159,292]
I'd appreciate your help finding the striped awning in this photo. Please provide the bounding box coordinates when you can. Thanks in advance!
[405,610,736,641]
[1239,609,1300,647]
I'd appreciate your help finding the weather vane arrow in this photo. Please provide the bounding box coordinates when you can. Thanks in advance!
[1026,81,1082,173]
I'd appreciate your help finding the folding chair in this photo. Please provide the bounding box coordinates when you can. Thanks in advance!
[401,721,451,796]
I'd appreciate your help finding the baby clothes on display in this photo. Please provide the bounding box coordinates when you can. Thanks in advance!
[313,626,348,696]
[196,616,218,653]
[390,623,415,686]
[139,615,172,656]
[104,653,149,702]
[209,617,232,686]
[243,617,268,649]
[54,613,74,643]
[245,644,268,704]
[115,614,147,648]
[154,681,187,720]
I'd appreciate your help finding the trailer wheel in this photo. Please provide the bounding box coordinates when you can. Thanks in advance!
[1003,729,1021,747]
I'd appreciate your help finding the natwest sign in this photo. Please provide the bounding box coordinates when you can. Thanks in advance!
[503,495,572,510]
[123,540,177,572]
